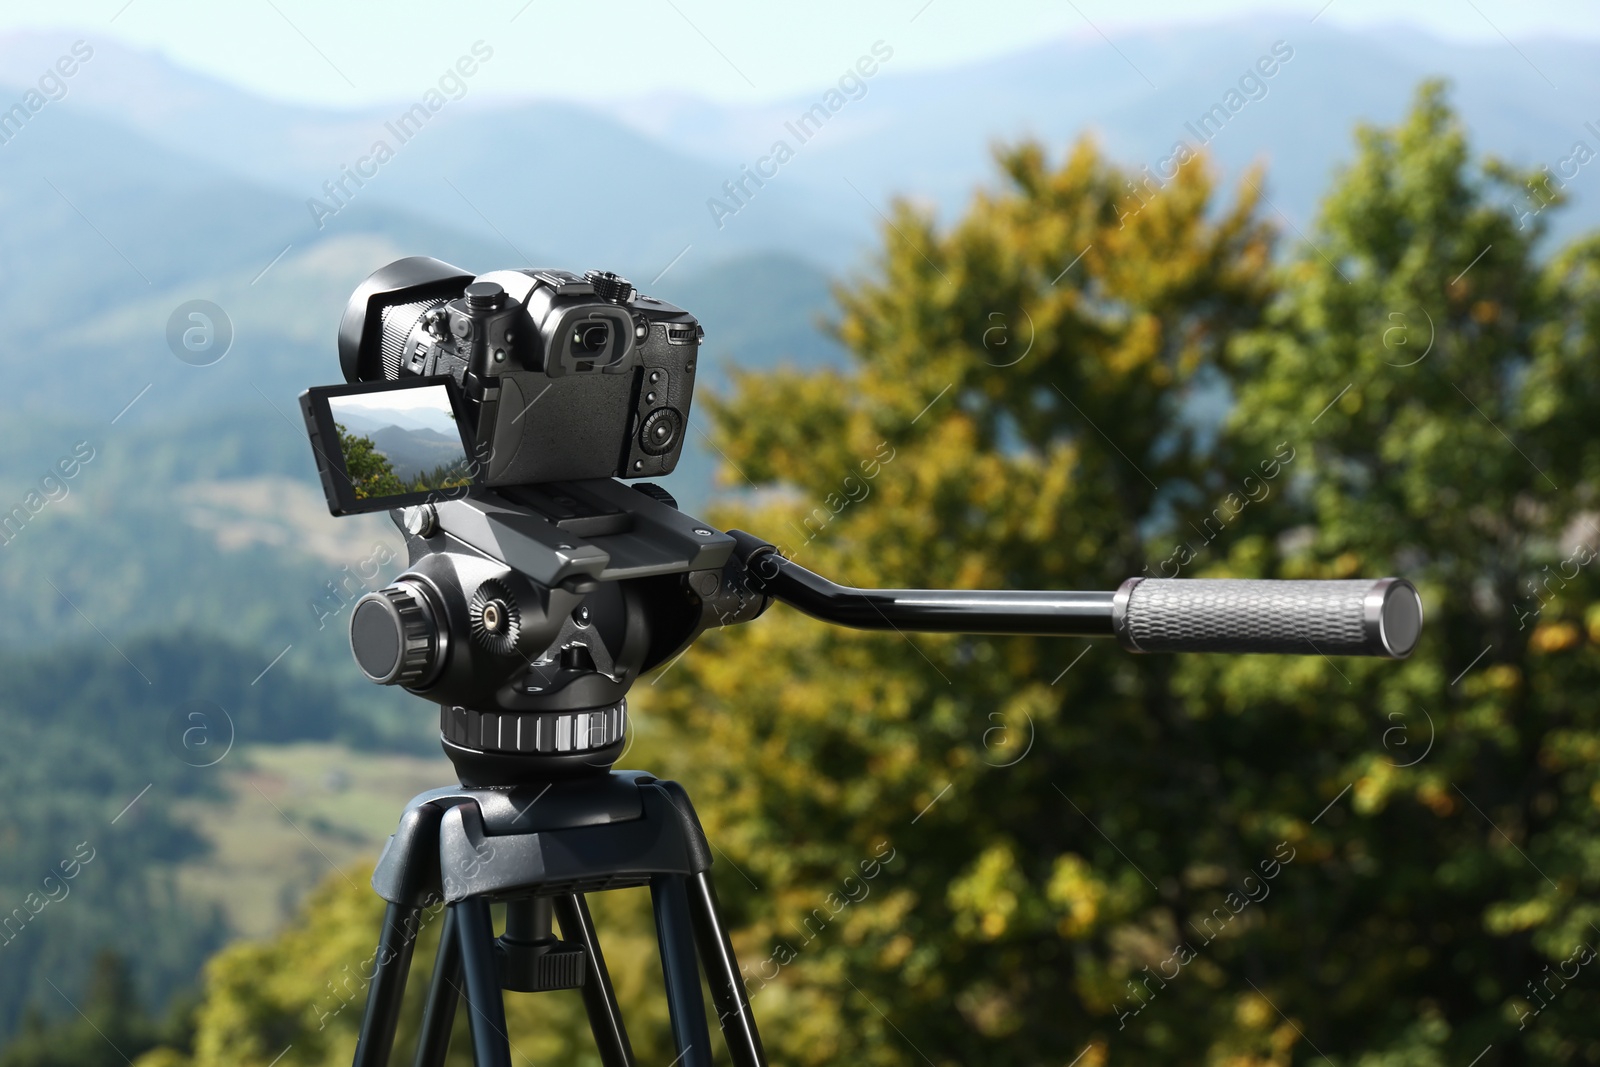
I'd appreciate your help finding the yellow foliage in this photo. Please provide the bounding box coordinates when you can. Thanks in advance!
[1485,895,1555,934]
[948,844,1025,941]
[1484,664,1521,691]
[1416,780,1456,816]
[1045,854,1106,939]
[1235,991,1273,1029]
[1529,620,1581,653]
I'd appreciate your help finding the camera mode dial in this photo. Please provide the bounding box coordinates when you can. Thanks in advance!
[585,270,634,305]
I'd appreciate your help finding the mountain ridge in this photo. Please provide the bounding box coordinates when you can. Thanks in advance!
[3,20,1598,268]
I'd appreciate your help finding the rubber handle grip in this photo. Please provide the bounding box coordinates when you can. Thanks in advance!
[1112,578,1422,658]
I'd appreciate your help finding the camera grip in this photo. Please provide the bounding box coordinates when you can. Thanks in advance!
[1112,577,1422,658]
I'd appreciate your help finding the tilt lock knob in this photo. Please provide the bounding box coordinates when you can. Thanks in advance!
[350,583,441,687]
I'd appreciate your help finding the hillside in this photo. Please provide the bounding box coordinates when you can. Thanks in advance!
[0,633,381,1037]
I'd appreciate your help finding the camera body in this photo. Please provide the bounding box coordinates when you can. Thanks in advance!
[337,257,702,486]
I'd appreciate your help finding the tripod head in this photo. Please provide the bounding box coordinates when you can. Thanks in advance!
[343,481,1421,786]
[346,481,765,785]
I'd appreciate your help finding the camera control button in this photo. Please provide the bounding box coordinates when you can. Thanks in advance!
[464,281,505,311]
[639,408,684,456]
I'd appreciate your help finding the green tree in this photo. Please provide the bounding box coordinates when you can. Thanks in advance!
[659,82,1600,1064]
[1201,80,1600,1063]
[657,122,1280,1067]
[336,425,404,500]
[0,631,344,1047]
[0,952,180,1067]
[409,459,472,493]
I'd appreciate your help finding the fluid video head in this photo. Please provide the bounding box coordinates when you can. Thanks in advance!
[301,258,1423,789]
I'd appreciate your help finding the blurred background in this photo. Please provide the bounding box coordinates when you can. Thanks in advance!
[3,1,1600,1063]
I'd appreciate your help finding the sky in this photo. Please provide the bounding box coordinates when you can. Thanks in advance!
[330,385,455,413]
[0,0,1594,108]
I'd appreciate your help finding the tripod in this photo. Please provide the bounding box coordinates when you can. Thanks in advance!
[340,482,1422,1065]
[351,770,760,1067]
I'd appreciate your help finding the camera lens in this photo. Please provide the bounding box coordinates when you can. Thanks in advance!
[574,321,611,353]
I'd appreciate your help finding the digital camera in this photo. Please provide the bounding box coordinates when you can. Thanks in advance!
[303,257,703,514]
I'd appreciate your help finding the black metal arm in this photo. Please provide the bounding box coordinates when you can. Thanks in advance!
[729,531,1422,659]
[734,537,1115,636]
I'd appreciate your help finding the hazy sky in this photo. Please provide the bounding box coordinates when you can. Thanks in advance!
[1,0,1593,107]
[329,385,455,413]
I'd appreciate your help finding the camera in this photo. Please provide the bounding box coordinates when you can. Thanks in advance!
[310,257,702,512]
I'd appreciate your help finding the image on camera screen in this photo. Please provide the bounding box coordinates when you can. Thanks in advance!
[328,385,471,501]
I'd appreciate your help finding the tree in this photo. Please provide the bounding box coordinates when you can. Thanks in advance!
[656,82,1600,1064]
[336,425,404,500]
[1203,80,1600,1063]
[654,123,1282,1067]
[409,459,472,493]
[0,952,179,1067]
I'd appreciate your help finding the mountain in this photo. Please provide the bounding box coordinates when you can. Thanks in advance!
[3,18,1591,538]
[364,424,467,482]
[0,32,858,277]
[4,21,1599,265]
[331,406,459,436]
[0,88,846,528]
[0,84,847,427]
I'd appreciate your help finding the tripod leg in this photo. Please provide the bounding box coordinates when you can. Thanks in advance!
[687,871,768,1067]
[454,899,513,1067]
[553,894,635,1067]
[353,903,423,1067]
[411,907,462,1067]
[651,876,714,1067]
